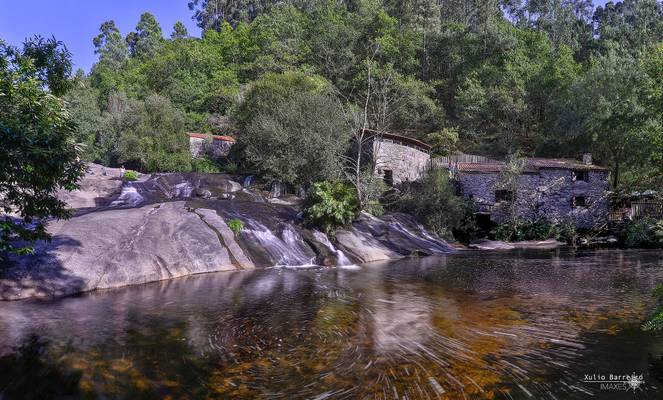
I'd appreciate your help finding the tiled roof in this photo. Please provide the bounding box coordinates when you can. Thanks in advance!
[455,158,609,174]
[361,129,433,151]
[186,132,236,143]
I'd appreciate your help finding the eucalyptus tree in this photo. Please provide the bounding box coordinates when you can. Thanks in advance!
[92,20,128,69]
[126,12,164,59]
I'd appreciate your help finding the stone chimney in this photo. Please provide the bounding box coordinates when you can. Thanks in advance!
[582,153,593,165]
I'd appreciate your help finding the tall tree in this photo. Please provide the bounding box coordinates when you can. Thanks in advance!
[171,21,190,39]
[92,21,128,68]
[126,13,164,59]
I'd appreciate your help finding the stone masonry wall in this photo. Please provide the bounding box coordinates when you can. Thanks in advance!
[189,137,233,158]
[373,140,431,184]
[459,169,609,229]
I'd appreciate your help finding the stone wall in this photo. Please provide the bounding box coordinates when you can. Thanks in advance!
[373,140,431,185]
[189,137,233,158]
[459,169,609,229]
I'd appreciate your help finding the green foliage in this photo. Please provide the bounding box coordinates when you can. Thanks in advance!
[123,170,139,181]
[227,218,244,236]
[643,284,663,332]
[491,219,577,242]
[304,182,359,234]
[0,43,85,257]
[620,218,663,249]
[238,71,349,186]
[391,170,464,239]
[192,157,223,173]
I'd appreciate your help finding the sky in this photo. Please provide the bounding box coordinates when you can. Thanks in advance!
[0,0,201,73]
[1,1,613,74]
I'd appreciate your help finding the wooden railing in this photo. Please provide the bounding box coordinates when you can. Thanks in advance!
[631,201,663,220]
[431,154,501,169]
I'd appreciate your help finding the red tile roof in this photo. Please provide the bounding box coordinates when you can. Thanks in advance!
[186,132,236,143]
[454,158,609,174]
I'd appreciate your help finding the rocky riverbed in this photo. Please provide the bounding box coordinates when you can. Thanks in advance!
[0,164,454,300]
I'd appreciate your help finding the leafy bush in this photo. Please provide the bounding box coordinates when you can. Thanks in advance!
[390,170,464,239]
[643,285,663,331]
[227,218,244,236]
[491,219,577,242]
[123,170,139,181]
[304,182,359,234]
[192,157,222,173]
[620,218,663,248]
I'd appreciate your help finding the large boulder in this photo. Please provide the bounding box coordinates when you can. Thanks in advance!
[0,202,237,300]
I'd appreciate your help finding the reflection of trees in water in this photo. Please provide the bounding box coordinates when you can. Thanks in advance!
[2,251,663,399]
[0,335,82,399]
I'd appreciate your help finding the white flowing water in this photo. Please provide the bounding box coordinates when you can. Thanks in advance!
[312,231,354,267]
[110,182,144,207]
[243,219,315,267]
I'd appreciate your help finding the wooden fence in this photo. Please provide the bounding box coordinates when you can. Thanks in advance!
[630,201,663,220]
[431,154,501,170]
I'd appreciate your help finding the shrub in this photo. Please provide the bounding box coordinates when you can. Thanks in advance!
[123,170,139,181]
[192,157,222,173]
[621,218,663,248]
[490,219,577,242]
[304,182,359,234]
[643,285,663,331]
[227,218,244,236]
[390,170,464,239]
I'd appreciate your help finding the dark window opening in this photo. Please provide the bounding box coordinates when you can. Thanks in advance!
[573,170,589,182]
[383,170,394,186]
[495,190,514,203]
[572,196,587,208]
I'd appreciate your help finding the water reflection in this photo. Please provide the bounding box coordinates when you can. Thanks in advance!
[1,249,663,399]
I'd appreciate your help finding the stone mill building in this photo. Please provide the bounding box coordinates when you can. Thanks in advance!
[438,154,610,229]
[362,129,610,229]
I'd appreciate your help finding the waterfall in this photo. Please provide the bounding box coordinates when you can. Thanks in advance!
[243,219,315,267]
[110,182,144,207]
[243,175,254,188]
[312,231,354,267]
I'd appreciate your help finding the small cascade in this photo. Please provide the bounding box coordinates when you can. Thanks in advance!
[110,182,144,207]
[242,175,254,188]
[269,181,285,198]
[312,231,354,267]
[387,221,452,253]
[243,219,315,267]
[171,182,194,198]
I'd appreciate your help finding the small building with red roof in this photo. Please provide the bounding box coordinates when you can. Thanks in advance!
[186,132,236,159]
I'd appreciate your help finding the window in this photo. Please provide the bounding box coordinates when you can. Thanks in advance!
[495,190,514,203]
[573,170,589,182]
[572,196,587,208]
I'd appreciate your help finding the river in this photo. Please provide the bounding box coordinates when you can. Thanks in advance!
[1,249,662,399]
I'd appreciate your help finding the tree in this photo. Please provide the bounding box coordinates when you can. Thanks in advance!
[126,13,164,59]
[20,35,73,96]
[97,93,193,172]
[92,21,128,69]
[0,41,85,258]
[63,72,103,161]
[559,47,662,188]
[171,21,190,39]
[238,72,350,186]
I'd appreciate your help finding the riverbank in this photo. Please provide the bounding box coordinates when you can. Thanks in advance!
[0,165,455,301]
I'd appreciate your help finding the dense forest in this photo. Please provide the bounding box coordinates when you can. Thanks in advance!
[2,0,663,251]
[55,0,662,192]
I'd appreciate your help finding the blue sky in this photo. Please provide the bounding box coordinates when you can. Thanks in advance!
[0,0,201,72]
[1,1,612,73]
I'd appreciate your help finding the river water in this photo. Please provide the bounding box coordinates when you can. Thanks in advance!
[1,249,663,399]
